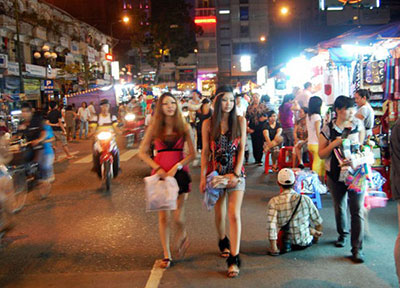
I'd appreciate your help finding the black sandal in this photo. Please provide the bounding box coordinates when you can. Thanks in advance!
[160,258,173,269]
[218,236,231,258]
[227,254,241,278]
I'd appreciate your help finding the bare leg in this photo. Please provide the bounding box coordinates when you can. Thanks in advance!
[158,210,171,260]
[173,194,188,250]
[227,190,245,256]
[214,191,227,240]
[63,145,72,158]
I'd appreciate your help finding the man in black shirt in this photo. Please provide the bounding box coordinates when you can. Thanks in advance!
[47,101,73,160]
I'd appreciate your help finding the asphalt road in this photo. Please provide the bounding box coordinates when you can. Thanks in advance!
[0,138,398,288]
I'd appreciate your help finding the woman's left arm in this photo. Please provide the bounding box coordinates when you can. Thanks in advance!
[314,119,321,140]
[234,116,247,176]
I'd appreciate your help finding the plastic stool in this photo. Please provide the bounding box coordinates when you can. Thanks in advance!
[278,146,294,170]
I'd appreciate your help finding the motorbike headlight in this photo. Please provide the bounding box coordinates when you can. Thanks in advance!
[97,132,113,141]
[125,114,136,121]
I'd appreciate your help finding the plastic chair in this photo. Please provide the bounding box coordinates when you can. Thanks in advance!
[278,146,294,170]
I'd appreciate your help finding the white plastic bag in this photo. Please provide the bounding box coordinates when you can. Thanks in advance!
[144,174,179,212]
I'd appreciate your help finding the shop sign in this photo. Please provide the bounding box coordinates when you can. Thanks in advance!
[87,46,96,63]
[7,62,20,76]
[23,78,41,99]
[71,42,80,55]
[25,64,46,78]
[0,54,8,69]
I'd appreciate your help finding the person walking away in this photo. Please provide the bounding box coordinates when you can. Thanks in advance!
[390,118,400,285]
[354,89,375,142]
[319,96,366,263]
[279,94,300,147]
[78,102,90,140]
[139,92,196,269]
[293,107,308,169]
[47,101,74,160]
[267,168,323,255]
[64,105,77,141]
[189,90,203,149]
[307,97,325,181]
[200,85,247,278]
[88,101,97,133]
[263,111,283,172]
[246,93,269,166]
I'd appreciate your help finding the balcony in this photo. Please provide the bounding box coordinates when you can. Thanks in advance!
[195,8,216,17]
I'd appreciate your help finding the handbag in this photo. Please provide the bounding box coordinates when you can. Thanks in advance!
[144,174,179,212]
[204,142,224,210]
[277,195,302,253]
[174,169,192,194]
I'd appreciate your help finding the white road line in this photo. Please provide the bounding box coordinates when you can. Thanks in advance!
[55,151,79,163]
[74,154,93,164]
[144,260,164,288]
[120,149,138,162]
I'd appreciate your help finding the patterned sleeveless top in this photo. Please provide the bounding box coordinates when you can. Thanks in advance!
[210,133,245,176]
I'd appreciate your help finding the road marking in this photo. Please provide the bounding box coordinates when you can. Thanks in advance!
[55,151,79,163]
[74,154,92,164]
[120,149,138,162]
[145,260,164,288]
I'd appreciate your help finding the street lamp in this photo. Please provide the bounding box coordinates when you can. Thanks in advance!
[122,16,130,24]
[280,6,289,16]
[34,45,58,79]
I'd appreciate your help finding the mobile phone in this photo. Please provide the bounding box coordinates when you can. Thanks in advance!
[342,127,351,139]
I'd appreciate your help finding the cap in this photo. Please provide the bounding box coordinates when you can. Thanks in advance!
[277,168,296,186]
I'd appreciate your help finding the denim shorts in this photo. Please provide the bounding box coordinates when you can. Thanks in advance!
[226,177,246,193]
[39,153,55,181]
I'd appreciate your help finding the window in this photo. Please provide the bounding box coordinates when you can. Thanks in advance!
[240,7,249,21]
[239,0,249,4]
[240,25,249,37]
[220,43,231,55]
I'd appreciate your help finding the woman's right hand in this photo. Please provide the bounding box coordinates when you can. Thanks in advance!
[199,176,206,194]
[156,168,167,179]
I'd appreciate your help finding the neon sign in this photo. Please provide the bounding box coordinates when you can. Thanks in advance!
[194,16,217,24]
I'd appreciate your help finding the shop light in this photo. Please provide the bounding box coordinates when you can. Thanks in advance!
[194,16,217,24]
[240,55,251,72]
[219,10,230,14]
[327,7,344,11]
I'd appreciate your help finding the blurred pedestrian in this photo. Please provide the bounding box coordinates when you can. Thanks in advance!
[196,98,212,152]
[293,106,308,169]
[200,85,247,278]
[279,94,300,147]
[307,97,325,180]
[138,92,196,269]
[246,93,269,166]
[354,89,374,142]
[78,102,90,139]
[65,105,77,141]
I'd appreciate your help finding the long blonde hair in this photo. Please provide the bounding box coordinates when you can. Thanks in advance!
[152,92,186,140]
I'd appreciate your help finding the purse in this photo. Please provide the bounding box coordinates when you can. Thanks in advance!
[277,195,302,253]
[144,174,179,212]
[174,169,192,194]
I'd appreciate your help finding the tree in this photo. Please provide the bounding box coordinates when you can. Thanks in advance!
[131,0,202,84]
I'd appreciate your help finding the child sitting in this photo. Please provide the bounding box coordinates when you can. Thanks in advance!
[267,168,323,255]
[293,107,308,169]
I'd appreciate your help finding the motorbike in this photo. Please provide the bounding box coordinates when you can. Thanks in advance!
[124,113,145,148]
[7,138,51,210]
[94,131,119,192]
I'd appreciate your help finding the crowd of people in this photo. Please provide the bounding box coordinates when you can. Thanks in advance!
[136,84,377,279]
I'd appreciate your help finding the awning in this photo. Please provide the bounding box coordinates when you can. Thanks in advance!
[319,21,400,49]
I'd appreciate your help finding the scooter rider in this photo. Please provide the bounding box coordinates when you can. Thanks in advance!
[90,99,121,178]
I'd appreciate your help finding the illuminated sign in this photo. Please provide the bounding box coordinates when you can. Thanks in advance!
[194,16,217,24]
[105,53,113,61]
[320,0,380,10]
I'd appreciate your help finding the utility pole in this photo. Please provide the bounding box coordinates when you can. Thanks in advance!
[13,0,24,96]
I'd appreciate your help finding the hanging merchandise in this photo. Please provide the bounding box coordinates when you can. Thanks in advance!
[352,61,362,94]
[364,61,385,85]
[324,67,335,105]
[395,58,400,99]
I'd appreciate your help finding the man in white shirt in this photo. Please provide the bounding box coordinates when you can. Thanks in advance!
[78,102,90,139]
[296,82,313,108]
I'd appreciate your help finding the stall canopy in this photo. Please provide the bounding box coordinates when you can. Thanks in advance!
[319,21,400,49]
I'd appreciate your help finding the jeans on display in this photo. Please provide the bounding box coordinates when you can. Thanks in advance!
[327,176,365,252]
[80,120,89,139]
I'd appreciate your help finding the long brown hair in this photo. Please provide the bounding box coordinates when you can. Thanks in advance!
[152,92,186,140]
[210,88,241,141]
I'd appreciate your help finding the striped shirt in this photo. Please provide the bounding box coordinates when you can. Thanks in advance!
[267,189,322,247]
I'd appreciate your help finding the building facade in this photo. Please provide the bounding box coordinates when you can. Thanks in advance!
[0,0,113,107]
